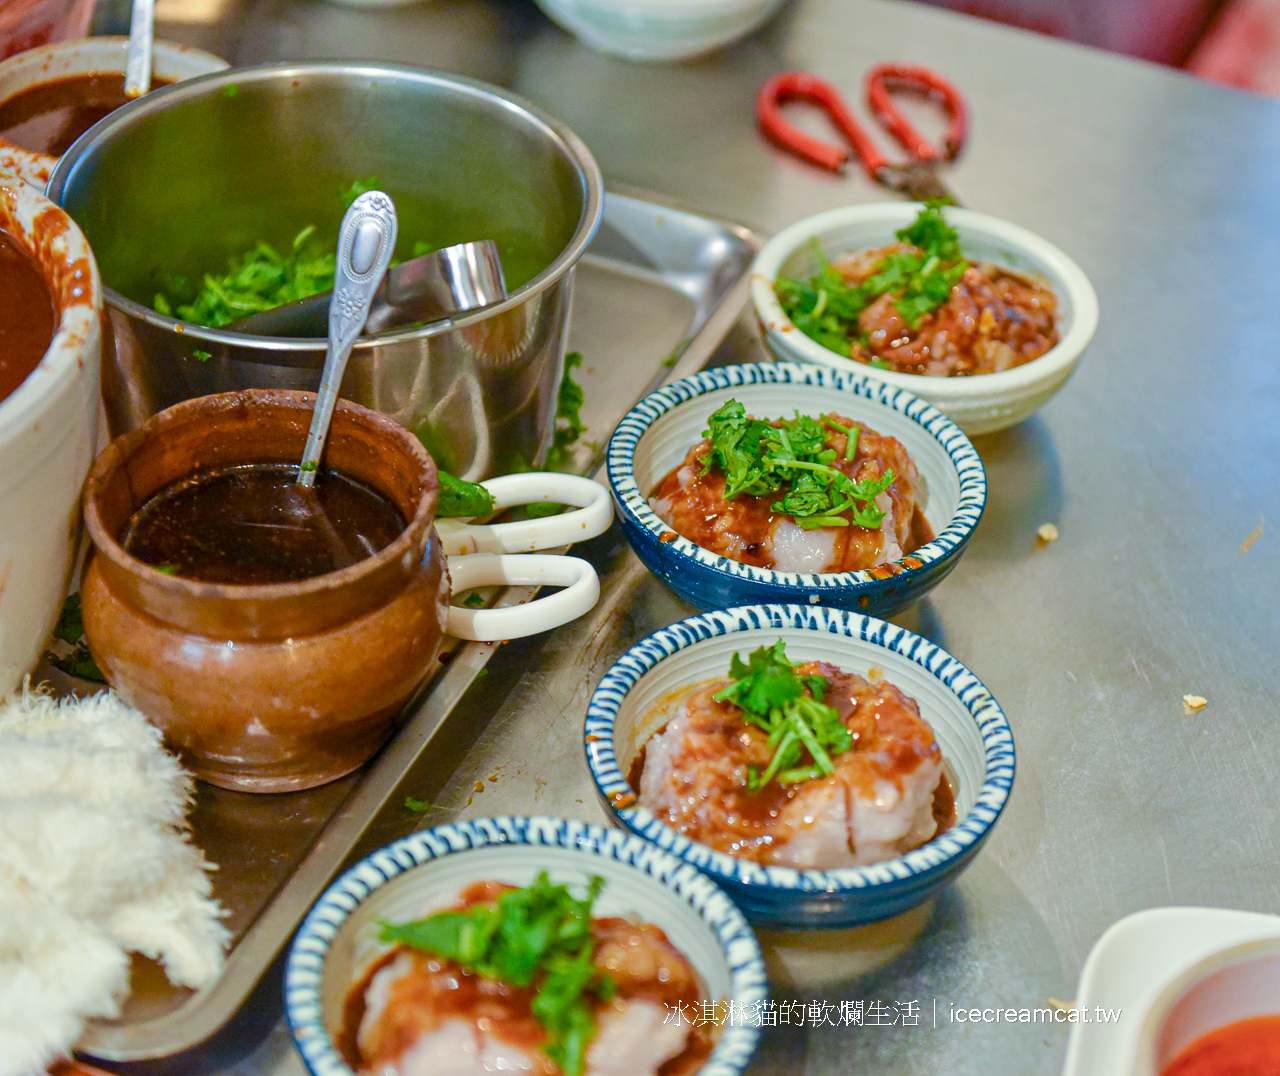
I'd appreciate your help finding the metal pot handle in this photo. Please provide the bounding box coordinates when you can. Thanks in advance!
[434,473,614,555]
[445,553,600,641]
[0,138,56,190]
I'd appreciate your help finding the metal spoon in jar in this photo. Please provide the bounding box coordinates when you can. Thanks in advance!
[296,190,398,489]
[124,0,156,97]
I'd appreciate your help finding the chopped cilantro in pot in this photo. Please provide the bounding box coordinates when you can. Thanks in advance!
[153,179,395,329]
[155,225,340,328]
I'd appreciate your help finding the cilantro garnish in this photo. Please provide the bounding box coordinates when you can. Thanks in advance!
[508,351,591,520]
[437,470,496,518]
[545,351,588,472]
[713,641,852,792]
[45,592,106,683]
[774,201,969,356]
[701,399,893,530]
[380,873,615,1076]
[430,352,588,520]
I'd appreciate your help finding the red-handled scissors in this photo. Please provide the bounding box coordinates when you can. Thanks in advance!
[756,65,969,204]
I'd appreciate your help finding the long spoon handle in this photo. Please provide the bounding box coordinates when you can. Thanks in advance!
[124,0,155,97]
[297,191,398,488]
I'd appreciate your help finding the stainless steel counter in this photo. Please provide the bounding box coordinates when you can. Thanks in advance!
[115,0,1280,1073]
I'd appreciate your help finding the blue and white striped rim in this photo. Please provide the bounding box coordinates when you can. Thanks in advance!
[285,816,767,1076]
[606,362,986,594]
[584,604,1015,895]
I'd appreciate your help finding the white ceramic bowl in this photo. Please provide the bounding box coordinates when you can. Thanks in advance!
[1142,937,1280,1075]
[0,35,228,189]
[285,816,767,1076]
[532,0,785,62]
[1063,907,1280,1076]
[0,171,101,696]
[584,605,1015,928]
[750,202,1099,436]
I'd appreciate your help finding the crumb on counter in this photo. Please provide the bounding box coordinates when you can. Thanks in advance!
[1036,522,1059,546]
[1241,519,1264,554]
[1183,694,1208,714]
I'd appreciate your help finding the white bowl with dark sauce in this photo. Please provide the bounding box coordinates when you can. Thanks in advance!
[0,169,100,695]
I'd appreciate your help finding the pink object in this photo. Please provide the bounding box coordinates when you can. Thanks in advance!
[1187,0,1280,97]
[0,0,96,59]
[911,0,1220,65]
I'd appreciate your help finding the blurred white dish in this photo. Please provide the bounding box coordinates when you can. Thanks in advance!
[532,0,785,62]
[1062,906,1280,1076]
[0,172,100,697]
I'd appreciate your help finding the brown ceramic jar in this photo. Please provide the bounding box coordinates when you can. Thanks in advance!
[80,389,449,793]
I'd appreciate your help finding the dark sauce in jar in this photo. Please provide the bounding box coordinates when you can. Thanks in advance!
[0,229,56,404]
[0,72,174,156]
[122,462,406,585]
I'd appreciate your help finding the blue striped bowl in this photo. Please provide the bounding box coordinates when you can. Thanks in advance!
[285,816,766,1076]
[584,605,1015,929]
[606,362,985,617]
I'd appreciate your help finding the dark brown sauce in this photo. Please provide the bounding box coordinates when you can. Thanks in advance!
[932,773,957,831]
[0,229,55,404]
[0,72,174,155]
[910,505,935,550]
[122,462,406,584]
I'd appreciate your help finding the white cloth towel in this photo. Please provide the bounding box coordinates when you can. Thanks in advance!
[0,685,229,1076]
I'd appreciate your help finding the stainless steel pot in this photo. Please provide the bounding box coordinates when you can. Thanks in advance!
[45,62,603,479]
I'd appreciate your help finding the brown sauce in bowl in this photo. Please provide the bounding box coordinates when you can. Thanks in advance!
[341,880,714,1076]
[634,662,953,868]
[0,229,56,404]
[649,414,934,574]
[0,72,173,156]
[836,249,1059,377]
[121,462,406,584]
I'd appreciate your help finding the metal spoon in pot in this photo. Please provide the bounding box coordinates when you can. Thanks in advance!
[296,190,398,489]
[226,236,507,338]
[124,0,156,97]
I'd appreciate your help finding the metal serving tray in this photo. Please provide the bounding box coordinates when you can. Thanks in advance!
[72,188,758,1066]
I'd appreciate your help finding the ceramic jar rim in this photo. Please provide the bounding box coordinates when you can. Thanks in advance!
[83,388,440,632]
